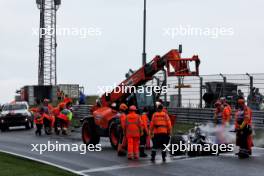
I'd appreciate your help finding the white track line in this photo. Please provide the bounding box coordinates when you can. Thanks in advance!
[79,164,151,173]
[254,147,264,150]
[0,149,88,176]
[79,155,213,174]
[80,151,264,174]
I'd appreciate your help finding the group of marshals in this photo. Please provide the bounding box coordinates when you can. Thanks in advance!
[116,103,172,162]
[117,97,254,161]
[214,98,254,158]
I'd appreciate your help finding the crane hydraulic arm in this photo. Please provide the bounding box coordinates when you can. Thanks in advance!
[98,49,200,108]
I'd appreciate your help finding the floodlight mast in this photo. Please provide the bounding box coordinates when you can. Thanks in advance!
[36,0,61,85]
[142,0,147,66]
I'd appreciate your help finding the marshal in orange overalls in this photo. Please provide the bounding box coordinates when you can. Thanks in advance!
[222,103,232,126]
[214,101,223,125]
[117,103,128,156]
[34,110,44,136]
[139,112,149,157]
[150,104,172,162]
[235,99,253,155]
[124,106,142,160]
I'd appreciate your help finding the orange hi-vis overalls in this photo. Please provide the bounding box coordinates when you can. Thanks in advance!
[120,113,126,130]
[141,114,149,134]
[214,107,223,125]
[64,97,73,105]
[48,104,54,112]
[42,113,55,128]
[222,104,232,126]
[140,113,149,151]
[53,107,68,124]
[34,112,44,136]
[235,106,253,152]
[150,111,172,136]
[125,112,142,159]
[34,113,44,125]
[150,111,172,161]
[235,106,252,129]
[117,113,127,154]
[42,105,55,127]
[53,107,60,117]
[162,107,168,114]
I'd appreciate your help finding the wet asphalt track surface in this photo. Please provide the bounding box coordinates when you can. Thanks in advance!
[0,127,264,176]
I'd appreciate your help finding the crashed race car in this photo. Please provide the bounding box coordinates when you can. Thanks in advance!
[170,123,236,157]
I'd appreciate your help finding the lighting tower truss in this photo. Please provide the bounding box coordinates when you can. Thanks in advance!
[36,0,61,85]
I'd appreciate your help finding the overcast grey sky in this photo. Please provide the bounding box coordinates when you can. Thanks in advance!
[0,0,263,103]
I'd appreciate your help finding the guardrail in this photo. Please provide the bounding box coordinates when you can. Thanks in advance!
[72,105,92,120]
[72,105,264,129]
[168,108,264,129]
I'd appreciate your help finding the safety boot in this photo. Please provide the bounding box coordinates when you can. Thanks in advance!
[162,151,166,162]
[140,147,148,157]
[128,153,133,160]
[117,144,126,156]
[118,151,126,157]
[151,151,156,162]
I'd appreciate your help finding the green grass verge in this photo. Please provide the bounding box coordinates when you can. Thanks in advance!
[0,152,77,176]
[173,122,195,135]
[86,95,99,105]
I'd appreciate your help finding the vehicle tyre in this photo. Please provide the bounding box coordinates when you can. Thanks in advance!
[25,120,33,130]
[1,125,9,132]
[82,118,100,145]
[109,120,119,150]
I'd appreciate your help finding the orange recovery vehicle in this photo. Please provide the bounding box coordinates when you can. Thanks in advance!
[81,48,200,148]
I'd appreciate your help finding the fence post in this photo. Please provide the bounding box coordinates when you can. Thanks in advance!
[223,76,227,97]
[220,74,227,97]
[246,73,254,95]
[178,77,182,107]
[199,77,203,108]
[163,70,168,107]
[250,76,254,94]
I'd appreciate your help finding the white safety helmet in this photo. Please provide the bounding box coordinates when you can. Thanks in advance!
[111,102,117,108]
[156,101,161,107]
